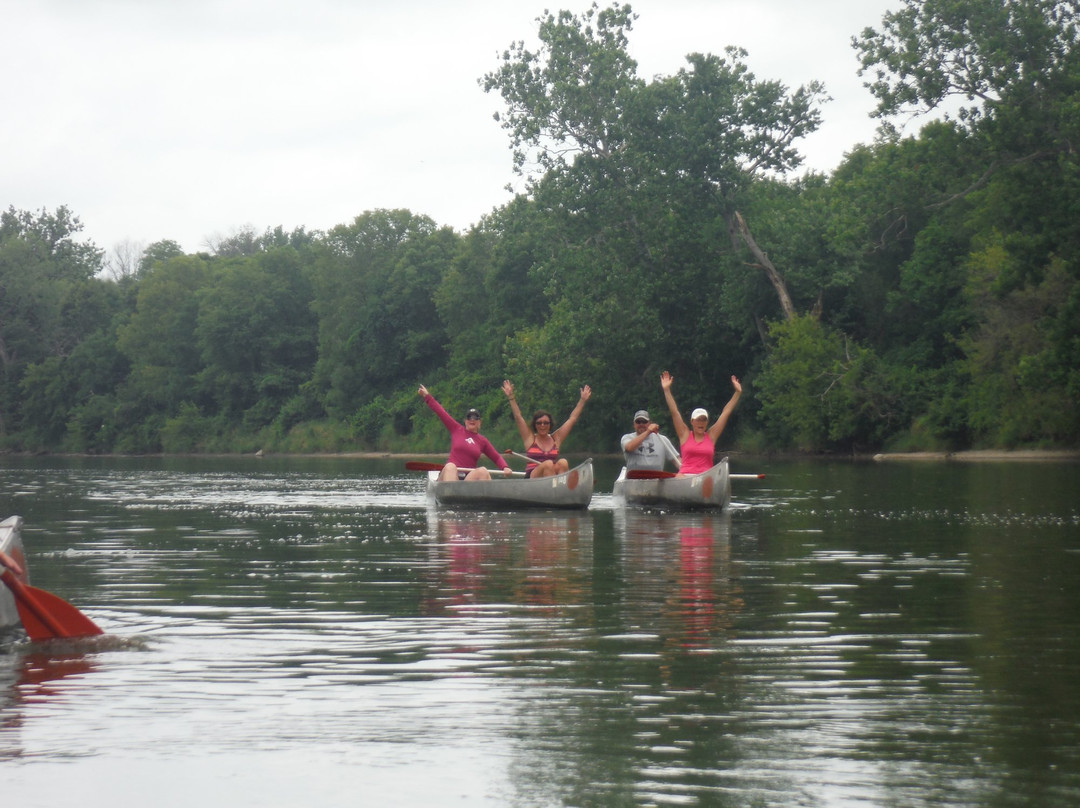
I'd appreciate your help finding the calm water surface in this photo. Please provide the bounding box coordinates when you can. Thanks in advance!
[1,455,1078,807]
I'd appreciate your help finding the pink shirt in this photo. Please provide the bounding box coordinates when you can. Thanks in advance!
[679,434,716,475]
[424,395,508,471]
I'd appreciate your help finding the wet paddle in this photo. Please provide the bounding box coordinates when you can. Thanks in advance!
[626,469,765,480]
[405,461,526,477]
[0,551,103,641]
[503,449,534,463]
[625,469,677,479]
[405,461,450,472]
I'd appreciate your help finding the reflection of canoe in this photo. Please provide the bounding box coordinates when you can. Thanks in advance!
[427,459,594,510]
[613,458,731,511]
[1,516,28,633]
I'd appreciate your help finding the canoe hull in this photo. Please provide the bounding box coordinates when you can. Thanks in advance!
[427,459,594,510]
[613,458,731,511]
[0,516,28,633]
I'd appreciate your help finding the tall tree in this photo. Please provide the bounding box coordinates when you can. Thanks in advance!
[195,247,318,428]
[0,206,103,437]
[854,0,1080,185]
[115,255,210,434]
[483,3,827,322]
[854,0,1080,446]
[310,209,452,420]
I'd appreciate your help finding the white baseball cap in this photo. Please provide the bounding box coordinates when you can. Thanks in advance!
[690,408,709,420]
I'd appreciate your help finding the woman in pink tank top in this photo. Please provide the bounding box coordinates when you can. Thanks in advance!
[660,370,742,475]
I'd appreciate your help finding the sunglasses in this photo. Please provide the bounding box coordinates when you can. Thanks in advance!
[535,420,551,426]
[466,414,481,421]
[635,419,649,425]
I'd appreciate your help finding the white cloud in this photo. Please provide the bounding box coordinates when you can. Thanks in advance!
[2,0,900,254]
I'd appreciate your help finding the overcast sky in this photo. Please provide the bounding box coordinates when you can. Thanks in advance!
[3,0,901,256]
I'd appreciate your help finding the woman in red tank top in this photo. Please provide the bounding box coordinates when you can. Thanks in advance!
[503,379,591,478]
[661,370,742,476]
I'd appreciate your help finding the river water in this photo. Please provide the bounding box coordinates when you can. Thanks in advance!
[0,454,1078,807]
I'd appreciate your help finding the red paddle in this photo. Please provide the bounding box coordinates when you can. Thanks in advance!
[405,461,525,477]
[405,461,449,472]
[626,469,678,479]
[625,469,765,480]
[0,551,103,641]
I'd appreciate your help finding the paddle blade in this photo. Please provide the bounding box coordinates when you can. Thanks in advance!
[1,571,103,641]
[405,461,444,472]
[626,469,678,480]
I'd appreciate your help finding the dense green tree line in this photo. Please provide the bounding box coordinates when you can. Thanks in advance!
[1,0,1077,455]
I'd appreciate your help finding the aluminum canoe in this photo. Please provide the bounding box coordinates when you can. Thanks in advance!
[0,516,27,633]
[613,458,731,511]
[426,459,594,510]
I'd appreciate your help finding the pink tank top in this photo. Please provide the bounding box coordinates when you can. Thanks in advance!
[679,435,715,474]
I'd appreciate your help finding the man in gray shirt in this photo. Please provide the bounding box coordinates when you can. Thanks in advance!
[621,409,681,471]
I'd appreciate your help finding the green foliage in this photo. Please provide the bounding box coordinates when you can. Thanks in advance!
[854,0,1080,126]
[757,315,913,452]
[160,402,214,453]
[139,240,185,275]
[962,251,1079,445]
[195,247,317,426]
[2,3,1079,454]
[116,255,210,413]
[481,2,643,177]
[0,206,106,438]
[310,209,452,419]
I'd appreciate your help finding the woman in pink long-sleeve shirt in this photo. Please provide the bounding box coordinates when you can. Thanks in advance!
[418,385,512,482]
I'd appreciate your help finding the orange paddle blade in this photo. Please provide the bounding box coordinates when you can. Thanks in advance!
[1,570,103,641]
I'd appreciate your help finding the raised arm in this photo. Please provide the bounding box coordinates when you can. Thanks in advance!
[660,371,689,444]
[707,376,743,442]
[418,384,458,433]
[552,385,590,444]
[501,379,534,446]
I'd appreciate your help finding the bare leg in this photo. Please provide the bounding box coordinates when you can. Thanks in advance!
[464,467,492,481]
[440,463,460,482]
[530,461,558,478]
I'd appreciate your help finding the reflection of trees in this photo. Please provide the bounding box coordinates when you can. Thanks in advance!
[421,510,594,616]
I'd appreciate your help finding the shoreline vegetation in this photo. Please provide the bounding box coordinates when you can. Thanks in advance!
[4,449,1077,463]
[4,6,1080,459]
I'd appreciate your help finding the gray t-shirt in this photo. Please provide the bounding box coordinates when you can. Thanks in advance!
[621,431,681,470]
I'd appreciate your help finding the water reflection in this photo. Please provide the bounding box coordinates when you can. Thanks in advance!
[0,457,1078,807]
[616,509,738,654]
[423,509,594,614]
[0,643,97,760]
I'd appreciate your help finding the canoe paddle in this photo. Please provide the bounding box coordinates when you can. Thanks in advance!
[405,461,526,477]
[503,449,537,463]
[626,469,765,480]
[0,550,103,641]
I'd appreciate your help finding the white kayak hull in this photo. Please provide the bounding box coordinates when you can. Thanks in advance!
[427,459,594,510]
[613,458,731,511]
